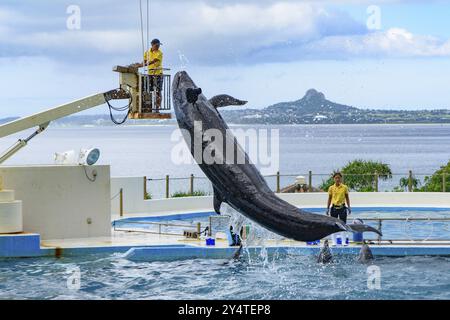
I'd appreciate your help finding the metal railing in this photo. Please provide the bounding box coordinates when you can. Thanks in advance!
[113,220,203,237]
[139,69,171,112]
[143,171,450,200]
[113,215,231,237]
[113,216,450,243]
[359,217,450,243]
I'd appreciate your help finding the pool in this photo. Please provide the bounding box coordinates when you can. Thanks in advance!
[0,252,449,299]
[114,207,450,241]
[1,207,449,300]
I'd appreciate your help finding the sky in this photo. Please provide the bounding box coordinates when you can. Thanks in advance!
[1,0,450,117]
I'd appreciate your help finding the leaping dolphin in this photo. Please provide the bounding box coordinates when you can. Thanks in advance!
[358,241,374,263]
[172,71,379,241]
[317,240,333,264]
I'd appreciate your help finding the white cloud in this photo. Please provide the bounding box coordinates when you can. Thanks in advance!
[2,1,450,66]
[303,28,450,58]
[1,2,364,64]
[22,30,140,54]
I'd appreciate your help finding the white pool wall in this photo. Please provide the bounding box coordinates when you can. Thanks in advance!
[1,165,111,240]
[111,177,450,218]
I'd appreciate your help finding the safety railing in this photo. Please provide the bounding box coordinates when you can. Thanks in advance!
[358,217,450,243]
[139,68,171,112]
[113,215,229,237]
[113,216,450,243]
[143,171,450,199]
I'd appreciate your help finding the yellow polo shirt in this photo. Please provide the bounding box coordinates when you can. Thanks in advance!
[144,49,163,75]
[328,183,349,206]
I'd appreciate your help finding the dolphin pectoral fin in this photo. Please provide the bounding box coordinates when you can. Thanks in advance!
[347,224,383,236]
[209,94,247,108]
[213,187,224,215]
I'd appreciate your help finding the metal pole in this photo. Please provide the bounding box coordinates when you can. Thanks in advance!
[119,188,124,217]
[196,222,201,237]
[143,176,147,199]
[189,174,194,195]
[377,219,382,244]
[408,170,413,192]
[208,216,212,237]
[276,171,280,193]
[165,175,170,198]
[374,171,379,192]
[308,170,312,192]
[443,173,446,193]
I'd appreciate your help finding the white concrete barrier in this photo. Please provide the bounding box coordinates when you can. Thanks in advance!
[1,165,111,240]
[111,177,450,217]
[0,189,22,233]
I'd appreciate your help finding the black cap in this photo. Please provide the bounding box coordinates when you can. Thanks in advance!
[151,38,162,45]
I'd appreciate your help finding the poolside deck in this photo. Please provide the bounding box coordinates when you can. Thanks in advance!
[38,229,450,259]
[1,227,450,259]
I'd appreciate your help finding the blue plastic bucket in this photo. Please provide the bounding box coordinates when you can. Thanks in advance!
[353,232,363,242]
[206,238,215,246]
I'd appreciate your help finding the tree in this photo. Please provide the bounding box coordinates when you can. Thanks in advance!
[393,176,421,192]
[419,160,450,192]
[320,159,392,192]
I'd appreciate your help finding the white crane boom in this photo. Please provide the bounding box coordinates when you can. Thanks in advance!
[0,89,129,164]
[0,64,172,164]
[0,93,107,139]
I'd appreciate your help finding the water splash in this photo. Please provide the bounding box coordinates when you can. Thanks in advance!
[222,204,284,266]
[178,50,190,70]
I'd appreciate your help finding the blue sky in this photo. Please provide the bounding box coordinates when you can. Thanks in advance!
[1,0,450,117]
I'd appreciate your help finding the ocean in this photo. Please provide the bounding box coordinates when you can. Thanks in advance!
[1,123,449,196]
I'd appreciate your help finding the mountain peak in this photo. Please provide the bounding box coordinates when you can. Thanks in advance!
[303,89,325,102]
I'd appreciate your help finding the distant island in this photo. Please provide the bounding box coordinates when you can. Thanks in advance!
[221,89,450,124]
[1,89,450,126]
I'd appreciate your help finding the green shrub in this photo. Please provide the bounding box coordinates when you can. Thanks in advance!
[319,159,392,192]
[395,176,421,192]
[171,190,210,198]
[419,160,450,192]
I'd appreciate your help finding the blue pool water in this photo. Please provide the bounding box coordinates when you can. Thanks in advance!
[0,253,449,299]
[115,207,450,241]
[1,207,449,300]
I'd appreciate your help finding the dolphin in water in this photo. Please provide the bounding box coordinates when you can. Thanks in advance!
[317,240,333,264]
[172,71,380,241]
[358,241,374,263]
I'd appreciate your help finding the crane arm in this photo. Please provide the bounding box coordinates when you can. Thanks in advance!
[0,89,129,139]
[0,88,129,164]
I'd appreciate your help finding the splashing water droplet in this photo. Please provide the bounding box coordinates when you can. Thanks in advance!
[178,51,190,70]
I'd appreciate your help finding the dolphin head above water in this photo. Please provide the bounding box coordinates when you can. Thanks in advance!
[173,71,360,241]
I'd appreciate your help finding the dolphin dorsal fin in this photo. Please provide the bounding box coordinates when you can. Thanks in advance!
[213,186,224,214]
[209,95,247,108]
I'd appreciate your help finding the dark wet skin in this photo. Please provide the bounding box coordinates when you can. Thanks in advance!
[172,71,353,242]
[317,240,333,264]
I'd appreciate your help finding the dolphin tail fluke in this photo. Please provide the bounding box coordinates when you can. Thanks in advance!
[347,223,383,236]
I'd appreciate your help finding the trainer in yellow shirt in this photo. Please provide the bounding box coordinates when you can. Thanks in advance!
[144,39,163,75]
[326,172,351,223]
[143,38,163,110]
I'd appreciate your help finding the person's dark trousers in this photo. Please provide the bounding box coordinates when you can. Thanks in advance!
[330,205,347,224]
